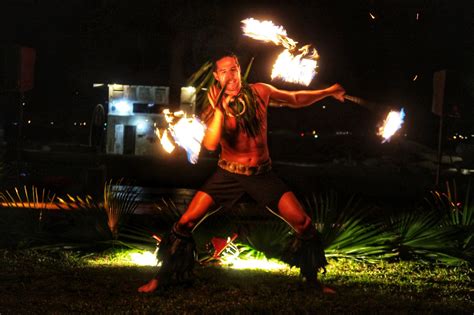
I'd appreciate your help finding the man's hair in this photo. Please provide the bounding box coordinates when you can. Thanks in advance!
[212,51,240,71]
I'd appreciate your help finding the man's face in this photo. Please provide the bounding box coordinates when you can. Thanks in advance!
[213,56,242,95]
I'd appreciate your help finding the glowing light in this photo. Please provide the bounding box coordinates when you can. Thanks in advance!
[369,12,376,19]
[378,108,406,142]
[182,86,196,94]
[242,18,319,86]
[111,99,133,116]
[413,74,418,81]
[271,50,317,86]
[129,251,158,266]
[27,120,31,124]
[50,121,54,125]
[93,83,104,87]
[222,257,289,271]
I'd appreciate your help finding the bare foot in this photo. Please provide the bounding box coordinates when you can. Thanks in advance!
[138,279,159,293]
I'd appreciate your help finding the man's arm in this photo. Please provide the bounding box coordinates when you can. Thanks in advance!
[202,108,224,151]
[256,83,346,108]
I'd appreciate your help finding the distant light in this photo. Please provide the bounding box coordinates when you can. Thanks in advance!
[416,12,420,20]
[22,102,26,106]
[453,136,457,139]
[300,132,304,137]
[50,121,54,125]
[112,84,123,91]
[104,123,107,127]
[369,12,376,20]
[74,122,77,126]
[183,86,196,93]
[93,83,104,88]
[111,99,133,116]
[83,122,87,126]
[136,120,147,133]
[314,134,318,138]
[312,130,316,135]
[322,105,326,109]
[27,120,31,124]
[459,135,464,139]
[412,74,418,81]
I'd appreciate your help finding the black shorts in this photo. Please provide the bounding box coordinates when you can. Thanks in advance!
[200,167,290,210]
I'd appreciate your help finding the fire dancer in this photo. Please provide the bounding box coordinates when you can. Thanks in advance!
[138,52,345,294]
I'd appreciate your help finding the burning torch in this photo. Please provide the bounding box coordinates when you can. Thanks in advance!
[242,18,406,142]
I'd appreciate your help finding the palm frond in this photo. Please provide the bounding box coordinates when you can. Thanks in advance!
[103,179,139,239]
[387,209,464,264]
[304,191,392,261]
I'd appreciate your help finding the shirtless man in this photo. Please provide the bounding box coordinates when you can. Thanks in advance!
[138,53,345,293]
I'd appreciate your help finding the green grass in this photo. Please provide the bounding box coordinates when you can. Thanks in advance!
[0,249,471,314]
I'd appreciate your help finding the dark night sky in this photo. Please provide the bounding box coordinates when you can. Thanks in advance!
[1,0,473,145]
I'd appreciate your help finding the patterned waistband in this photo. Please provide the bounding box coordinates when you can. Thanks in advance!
[218,159,272,176]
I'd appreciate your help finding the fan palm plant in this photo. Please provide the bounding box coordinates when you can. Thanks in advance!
[386,209,461,264]
[303,191,393,262]
[422,180,473,264]
[103,179,139,239]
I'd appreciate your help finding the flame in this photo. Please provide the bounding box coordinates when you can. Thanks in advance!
[378,108,405,142]
[271,50,318,86]
[157,109,206,164]
[241,18,319,86]
[157,129,175,153]
[241,18,296,50]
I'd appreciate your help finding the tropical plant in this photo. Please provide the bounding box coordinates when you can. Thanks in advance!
[386,209,462,264]
[0,185,56,209]
[103,179,139,239]
[422,180,474,264]
[0,186,58,247]
[303,191,393,262]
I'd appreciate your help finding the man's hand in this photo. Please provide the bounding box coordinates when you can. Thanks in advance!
[327,84,346,102]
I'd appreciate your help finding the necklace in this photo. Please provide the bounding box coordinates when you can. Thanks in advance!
[225,95,247,117]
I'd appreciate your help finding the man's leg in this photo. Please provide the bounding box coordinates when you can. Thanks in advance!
[138,191,214,293]
[277,191,312,235]
[276,191,335,294]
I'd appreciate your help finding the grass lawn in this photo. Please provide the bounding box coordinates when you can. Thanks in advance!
[0,249,471,314]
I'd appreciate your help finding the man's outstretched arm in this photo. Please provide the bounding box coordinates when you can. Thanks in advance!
[256,83,346,108]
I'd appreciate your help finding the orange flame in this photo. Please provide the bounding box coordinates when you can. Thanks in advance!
[157,109,206,164]
[241,18,318,86]
[271,50,318,86]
